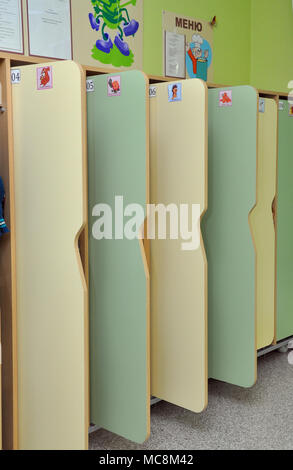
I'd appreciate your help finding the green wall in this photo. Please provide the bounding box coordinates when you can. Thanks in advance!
[143,0,252,85]
[143,0,293,92]
[250,0,293,92]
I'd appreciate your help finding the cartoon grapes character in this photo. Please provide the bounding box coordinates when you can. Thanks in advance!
[89,0,139,57]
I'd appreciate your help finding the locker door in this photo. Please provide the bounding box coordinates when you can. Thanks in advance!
[251,98,277,349]
[276,100,293,341]
[204,86,258,387]
[150,79,208,412]
[12,61,88,450]
[87,71,150,444]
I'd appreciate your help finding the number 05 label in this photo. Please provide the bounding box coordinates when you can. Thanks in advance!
[86,79,95,93]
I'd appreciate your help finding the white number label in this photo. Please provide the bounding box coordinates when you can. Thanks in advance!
[259,98,265,113]
[149,86,157,98]
[11,69,21,84]
[86,79,95,93]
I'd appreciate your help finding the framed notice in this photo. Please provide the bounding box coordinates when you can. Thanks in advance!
[0,0,24,54]
[164,31,186,79]
[163,11,214,82]
[27,0,72,59]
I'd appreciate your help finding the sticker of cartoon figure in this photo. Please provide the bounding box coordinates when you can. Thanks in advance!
[219,90,233,107]
[186,34,210,81]
[168,83,182,102]
[37,66,53,90]
[40,68,50,87]
[108,76,121,96]
[89,0,139,57]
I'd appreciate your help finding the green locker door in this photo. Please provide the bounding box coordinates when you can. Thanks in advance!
[203,86,258,388]
[276,100,293,341]
[87,71,150,444]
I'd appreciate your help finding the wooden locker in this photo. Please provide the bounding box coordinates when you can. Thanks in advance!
[87,71,150,444]
[276,100,293,341]
[204,86,258,387]
[12,61,88,450]
[150,79,208,412]
[250,97,277,349]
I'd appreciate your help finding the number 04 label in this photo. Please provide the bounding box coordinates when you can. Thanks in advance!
[11,69,21,84]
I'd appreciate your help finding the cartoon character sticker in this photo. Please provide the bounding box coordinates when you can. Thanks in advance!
[219,90,232,107]
[37,66,53,90]
[168,83,182,102]
[89,0,140,67]
[186,34,212,81]
[108,75,121,96]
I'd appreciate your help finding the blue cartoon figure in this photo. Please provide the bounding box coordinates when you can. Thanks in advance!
[186,34,212,81]
[89,0,139,64]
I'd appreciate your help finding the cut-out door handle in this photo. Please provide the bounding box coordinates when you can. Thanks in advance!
[75,224,88,289]
[139,217,150,280]
[272,196,276,229]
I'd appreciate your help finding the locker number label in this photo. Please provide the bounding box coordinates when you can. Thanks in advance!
[11,69,21,84]
[259,98,265,113]
[86,79,95,93]
[149,86,157,98]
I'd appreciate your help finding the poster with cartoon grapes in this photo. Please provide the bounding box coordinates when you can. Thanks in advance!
[88,0,141,67]
[71,0,143,70]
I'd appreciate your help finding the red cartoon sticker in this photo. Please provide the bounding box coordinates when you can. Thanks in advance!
[108,76,121,97]
[37,66,53,90]
[219,90,232,107]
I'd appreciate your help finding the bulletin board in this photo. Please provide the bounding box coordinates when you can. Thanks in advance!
[26,0,73,59]
[0,0,24,54]
[8,0,74,59]
[71,0,143,70]
[163,11,213,82]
